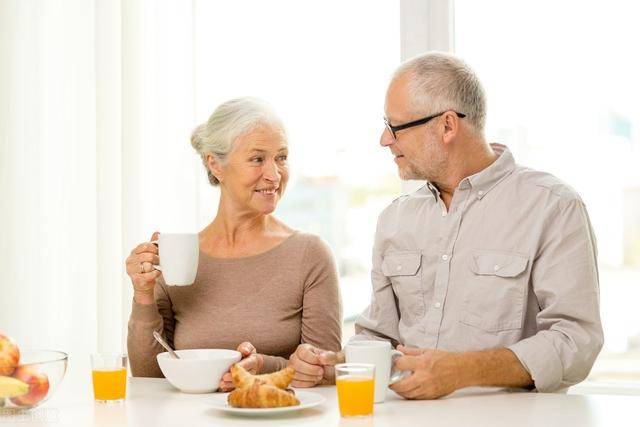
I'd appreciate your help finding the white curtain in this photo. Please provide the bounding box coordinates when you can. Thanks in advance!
[0,0,213,355]
[1,0,402,356]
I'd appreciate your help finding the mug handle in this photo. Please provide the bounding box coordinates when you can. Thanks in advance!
[389,350,412,385]
[151,240,162,271]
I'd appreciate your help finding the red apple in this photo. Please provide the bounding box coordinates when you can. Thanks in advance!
[0,332,20,376]
[9,366,49,407]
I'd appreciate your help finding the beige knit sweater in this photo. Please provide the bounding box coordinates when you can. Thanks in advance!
[127,231,342,377]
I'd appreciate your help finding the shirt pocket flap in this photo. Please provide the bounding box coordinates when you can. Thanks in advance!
[470,251,528,278]
[381,251,421,277]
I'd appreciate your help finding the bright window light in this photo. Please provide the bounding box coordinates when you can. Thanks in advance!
[456,0,640,381]
[194,0,402,322]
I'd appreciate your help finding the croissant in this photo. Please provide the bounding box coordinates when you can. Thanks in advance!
[231,363,296,389]
[227,364,300,408]
[228,380,299,408]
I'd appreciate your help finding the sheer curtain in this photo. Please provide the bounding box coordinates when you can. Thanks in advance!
[0,0,207,355]
[1,0,402,356]
[1,0,101,354]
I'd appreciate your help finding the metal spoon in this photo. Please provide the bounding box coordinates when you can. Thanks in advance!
[153,331,180,359]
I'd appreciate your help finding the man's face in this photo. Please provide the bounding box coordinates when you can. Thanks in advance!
[380,73,448,182]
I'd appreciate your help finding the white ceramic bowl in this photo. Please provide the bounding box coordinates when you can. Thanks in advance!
[157,349,241,393]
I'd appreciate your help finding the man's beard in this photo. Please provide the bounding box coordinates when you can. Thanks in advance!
[399,161,425,181]
[399,140,447,182]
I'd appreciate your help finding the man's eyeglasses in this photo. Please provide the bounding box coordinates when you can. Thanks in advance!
[383,111,466,140]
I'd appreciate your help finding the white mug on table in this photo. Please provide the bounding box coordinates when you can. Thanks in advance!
[154,233,199,286]
[345,340,409,403]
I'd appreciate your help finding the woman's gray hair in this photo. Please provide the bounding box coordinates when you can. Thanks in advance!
[190,97,285,185]
[393,52,486,132]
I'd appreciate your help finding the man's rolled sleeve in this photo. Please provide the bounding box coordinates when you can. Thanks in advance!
[508,333,564,391]
[510,196,604,391]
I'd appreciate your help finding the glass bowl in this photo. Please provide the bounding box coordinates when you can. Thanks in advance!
[0,349,68,411]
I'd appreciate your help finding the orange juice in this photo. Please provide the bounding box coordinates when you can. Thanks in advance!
[336,375,375,417]
[92,368,127,401]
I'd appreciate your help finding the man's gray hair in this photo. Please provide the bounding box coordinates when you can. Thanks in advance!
[191,97,285,185]
[393,52,486,132]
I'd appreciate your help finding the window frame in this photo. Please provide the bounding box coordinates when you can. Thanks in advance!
[398,0,454,194]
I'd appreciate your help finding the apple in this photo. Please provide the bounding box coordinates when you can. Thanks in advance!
[9,366,49,407]
[0,333,20,376]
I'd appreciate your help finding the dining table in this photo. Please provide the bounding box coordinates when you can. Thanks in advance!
[1,355,639,427]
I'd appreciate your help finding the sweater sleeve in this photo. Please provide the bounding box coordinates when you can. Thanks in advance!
[260,235,343,374]
[299,236,343,351]
[260,354,289,373]
[127,282,175,377]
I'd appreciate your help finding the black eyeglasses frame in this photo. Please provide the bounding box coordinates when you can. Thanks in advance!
[384,111,466,140]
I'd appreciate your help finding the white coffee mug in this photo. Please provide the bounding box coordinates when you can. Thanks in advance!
[345,340,410,403]
[155,233,199,286]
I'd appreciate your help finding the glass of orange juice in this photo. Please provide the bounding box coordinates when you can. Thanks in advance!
[335,363,375,417]
[91,354,127,403]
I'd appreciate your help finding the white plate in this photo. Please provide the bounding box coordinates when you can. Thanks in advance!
[208,390,325,415]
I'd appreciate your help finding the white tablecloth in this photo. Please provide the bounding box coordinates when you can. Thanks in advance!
[1,358,637,427]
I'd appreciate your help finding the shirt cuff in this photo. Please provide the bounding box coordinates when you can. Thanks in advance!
[508,334,564,392]
[129,299,161,323]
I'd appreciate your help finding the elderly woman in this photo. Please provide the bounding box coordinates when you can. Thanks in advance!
[126,97,342,390]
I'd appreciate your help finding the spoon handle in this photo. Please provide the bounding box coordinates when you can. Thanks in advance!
[153,331,180,359]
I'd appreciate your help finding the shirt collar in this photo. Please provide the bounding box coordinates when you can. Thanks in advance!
[425,181,440,199]
[422,143,515,200]
[462,143,516,199]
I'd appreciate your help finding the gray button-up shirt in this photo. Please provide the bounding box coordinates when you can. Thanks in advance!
[355,144,603,392]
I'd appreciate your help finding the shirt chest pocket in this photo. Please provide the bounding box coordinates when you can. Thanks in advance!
[381,251,425,321]
[460,250,529,332]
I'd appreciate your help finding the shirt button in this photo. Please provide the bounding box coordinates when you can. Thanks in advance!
[396,265,402,271]
[441,211,446,217]
[494,264,500,271]
[434,302,442,309]
[441,254,448,261]
[478,190,484,196]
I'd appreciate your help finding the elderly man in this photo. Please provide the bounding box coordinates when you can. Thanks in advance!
[289,52,603,399]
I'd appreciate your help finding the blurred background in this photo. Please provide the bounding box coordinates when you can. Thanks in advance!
[1,0,638,385]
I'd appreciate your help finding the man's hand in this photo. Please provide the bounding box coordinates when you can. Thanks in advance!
[289,344,344,387]
[389,345,533,399]
[389,345,467,400]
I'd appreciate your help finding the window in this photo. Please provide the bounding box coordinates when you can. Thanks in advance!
[0,0,401,352]
[194,1,401,324]
[455,0,640,381]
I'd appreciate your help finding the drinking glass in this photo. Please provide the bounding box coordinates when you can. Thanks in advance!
[335,363,375,417]
[91,354,127,403]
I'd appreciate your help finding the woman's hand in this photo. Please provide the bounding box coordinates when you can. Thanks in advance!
[218,342,264,392]
[125,231,162,305]
[289,343,344,387]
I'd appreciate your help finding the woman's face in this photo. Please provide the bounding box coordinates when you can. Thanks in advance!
[217,124,289,216]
